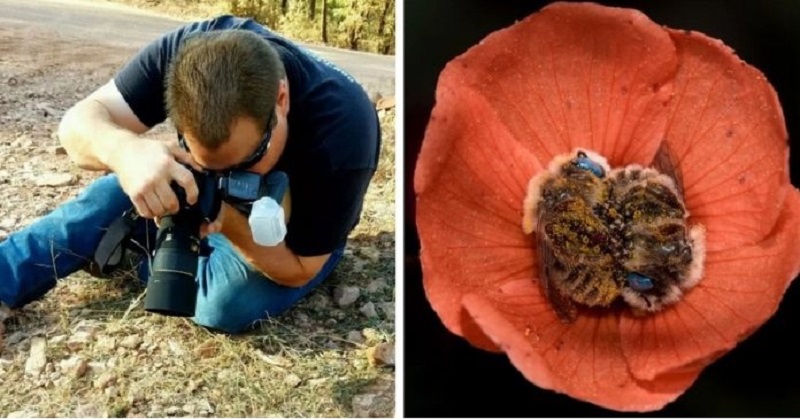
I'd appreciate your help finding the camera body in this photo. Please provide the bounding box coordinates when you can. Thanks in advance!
[143,169,271,317]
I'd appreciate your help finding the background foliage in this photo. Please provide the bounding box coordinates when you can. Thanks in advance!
[229,0,395,54]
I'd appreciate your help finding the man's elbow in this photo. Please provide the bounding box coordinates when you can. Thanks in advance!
[57,103,95,170]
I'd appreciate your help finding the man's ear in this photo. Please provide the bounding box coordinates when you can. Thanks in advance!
[277,78,290,115]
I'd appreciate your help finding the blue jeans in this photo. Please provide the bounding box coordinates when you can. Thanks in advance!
[0,174,343,333]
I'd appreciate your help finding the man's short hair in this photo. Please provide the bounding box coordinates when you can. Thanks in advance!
[165,29,285,149]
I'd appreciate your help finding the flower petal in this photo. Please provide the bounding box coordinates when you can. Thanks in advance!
[662,29,790,252]
[620,187,800,381]
[433,1,677,168]
[416,72,541,350]
[462,279,702,412]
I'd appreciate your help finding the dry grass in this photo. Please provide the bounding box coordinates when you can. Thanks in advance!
[0,115,395,418]
[0,15,395,417]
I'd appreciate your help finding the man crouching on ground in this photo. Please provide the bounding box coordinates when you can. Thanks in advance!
[0,15,380,333]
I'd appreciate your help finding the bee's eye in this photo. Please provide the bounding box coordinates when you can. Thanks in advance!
[660,243,677,253]
[626,272,654,291]
[575,156,606,178]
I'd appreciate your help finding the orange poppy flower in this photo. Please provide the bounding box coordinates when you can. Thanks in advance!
[415,1,800,412]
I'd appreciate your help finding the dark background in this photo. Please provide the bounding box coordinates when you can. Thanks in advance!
[404,0,800,416]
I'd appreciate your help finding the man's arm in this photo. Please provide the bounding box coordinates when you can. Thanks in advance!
[58,80,150,171]
[218,202,330,287]
[57,80,200,218]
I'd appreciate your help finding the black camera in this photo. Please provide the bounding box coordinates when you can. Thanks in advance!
[143,169,277,317]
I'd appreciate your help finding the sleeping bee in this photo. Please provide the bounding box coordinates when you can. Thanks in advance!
[523,144,706,322]
[609,144,706,314]
[523,150,622,321]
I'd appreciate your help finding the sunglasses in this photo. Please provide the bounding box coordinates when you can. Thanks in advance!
[178,111,275,173]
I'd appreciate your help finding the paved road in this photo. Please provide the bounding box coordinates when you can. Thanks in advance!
[0,0,395,97]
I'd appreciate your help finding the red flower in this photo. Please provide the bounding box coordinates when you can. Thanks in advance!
[415,1,800,412]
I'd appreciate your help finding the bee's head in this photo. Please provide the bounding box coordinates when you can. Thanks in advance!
[547,149,611,180]
[567,150,606,178]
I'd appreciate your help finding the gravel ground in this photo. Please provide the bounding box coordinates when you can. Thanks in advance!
[0,18,395,418]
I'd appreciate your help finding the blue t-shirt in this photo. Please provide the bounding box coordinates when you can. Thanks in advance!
[114,15,380,256]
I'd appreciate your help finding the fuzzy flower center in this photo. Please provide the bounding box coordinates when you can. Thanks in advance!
[522,149,706,321]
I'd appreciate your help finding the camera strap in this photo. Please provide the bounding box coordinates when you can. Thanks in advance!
[92,208,140,275]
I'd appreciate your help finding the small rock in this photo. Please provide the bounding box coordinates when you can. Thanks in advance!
[7,331,25,344]
[307,293,330,310]
[35,102,60,117]
[96,336,117,351]
[66,331,94,351]
[72,320,103,335]
[167,339,185,356]
[119,335,143,350]
[377,302,395,320]
[198,399,214,415]
[352,393,378,417]
[48,145,67,155]
[33,202,51,216]
[48,334,67,345]
[347,330,365,345]
[182,403,195,415]
[359,302,378,319]
[60,356,88,379]
[105,385,120,397]
[44,362,54,374]
[367,342,394,367]
[365,279,387,294]
[329,309,347,320]
[0,230,7,241]
[87,361,106,373]
[165,406,181,416]
[359,246,381,262]
[94,372,117,389]
[333,285,360,307]
[0,217,16,230]
[24,337,47,376]
[106,357,118,368]
[35,173,75,187]
[187,378,204,393]
[284,373,302,388]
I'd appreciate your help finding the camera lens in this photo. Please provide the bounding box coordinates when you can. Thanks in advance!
[144,210,202,317]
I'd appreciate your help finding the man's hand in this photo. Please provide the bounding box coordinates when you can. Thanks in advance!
[200,202,227,238]
[110,138,203,219]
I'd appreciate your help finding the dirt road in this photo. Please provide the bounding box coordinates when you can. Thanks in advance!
[0,0,395,98]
